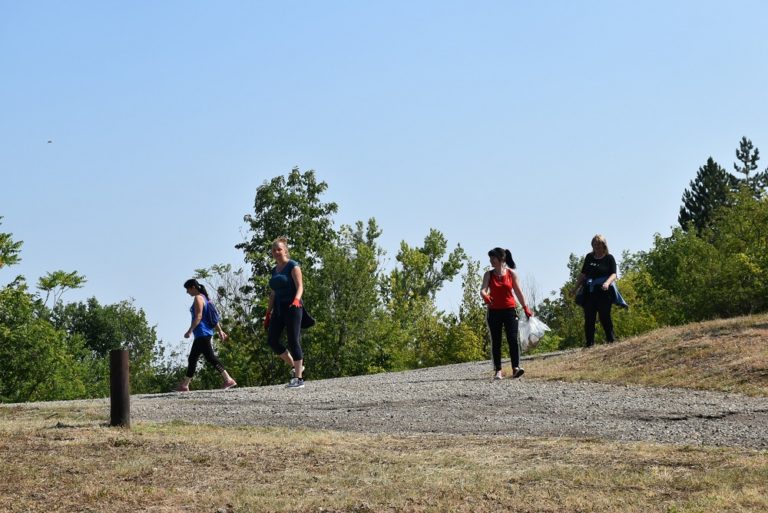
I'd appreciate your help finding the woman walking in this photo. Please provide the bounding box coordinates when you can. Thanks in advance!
[480,247,532,380]
[573,234,617,347]
[264,237,306,388]
[176,279,237,392]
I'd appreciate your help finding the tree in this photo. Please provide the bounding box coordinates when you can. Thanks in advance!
[309,219,386,377]
[384,229,466,367]
[0,282,87,402]
[0,217,23,270]
[236,168,338,291]
[51,297,166,395]
[678,157,736,233]
[733,136,768,196]
[37,270,87,307]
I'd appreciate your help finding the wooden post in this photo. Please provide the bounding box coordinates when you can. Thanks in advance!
[109,349,130,428]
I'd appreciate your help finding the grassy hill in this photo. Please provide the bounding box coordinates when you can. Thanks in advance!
[527,313,768,397]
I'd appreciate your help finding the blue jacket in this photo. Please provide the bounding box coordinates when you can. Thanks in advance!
[584,276,629,309]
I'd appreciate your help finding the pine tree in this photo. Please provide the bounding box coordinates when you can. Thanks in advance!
[734,136,768,197]
[678,157,735,233]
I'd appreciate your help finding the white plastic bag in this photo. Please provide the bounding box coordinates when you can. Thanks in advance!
[518,315,550,352]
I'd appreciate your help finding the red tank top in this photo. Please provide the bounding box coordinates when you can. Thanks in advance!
[488,269,517,310]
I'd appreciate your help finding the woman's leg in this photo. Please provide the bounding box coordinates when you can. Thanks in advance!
[583,298,598,347]
[285,307,304,378]
[197,336,225,374]
[597,291,615,342]
[486,310,503,372]
[502,309,520,369]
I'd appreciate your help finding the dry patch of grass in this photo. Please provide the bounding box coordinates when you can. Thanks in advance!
[1,406,766,513]
[527,313,768,396]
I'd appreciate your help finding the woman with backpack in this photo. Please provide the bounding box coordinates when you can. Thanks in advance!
[263,237,306,388]
[480,247,532,380]
[175,278,237,392]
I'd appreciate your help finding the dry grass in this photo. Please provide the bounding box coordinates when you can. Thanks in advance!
[527,313,768,396]
[1,405,767,513]
[3,316,768,512]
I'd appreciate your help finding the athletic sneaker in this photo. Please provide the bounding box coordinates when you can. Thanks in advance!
[222,378,237,390]
[290,365,306,379]
[512,367,525,379]
[493,371,503,380]
[286,377,305,388]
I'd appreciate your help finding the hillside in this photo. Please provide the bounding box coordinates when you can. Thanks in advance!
[526,313,768,396]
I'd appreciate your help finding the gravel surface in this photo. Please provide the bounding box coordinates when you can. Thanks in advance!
[123,359,768,450]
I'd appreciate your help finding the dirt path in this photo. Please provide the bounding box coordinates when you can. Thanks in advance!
[126,359,768,449]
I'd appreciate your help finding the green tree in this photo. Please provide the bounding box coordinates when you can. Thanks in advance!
[37,270,87,307]
[733,136,767,196]
[678,157,736,233]
[458,257,488,357]
[0,282,87,402]
[0,217,23,270]
[236,168,338,291]
[309,219,385,377]
[384,229,466,368]
[51,297,167,395]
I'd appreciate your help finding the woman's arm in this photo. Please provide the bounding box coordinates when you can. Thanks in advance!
[480,271,492,304]
[510,270,532,317]
[290,266,304,305]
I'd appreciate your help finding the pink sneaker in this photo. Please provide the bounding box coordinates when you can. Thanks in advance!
[222,379,237,390]
[175,384,190,392]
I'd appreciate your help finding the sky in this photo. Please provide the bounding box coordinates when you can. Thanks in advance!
[2,1,767,351]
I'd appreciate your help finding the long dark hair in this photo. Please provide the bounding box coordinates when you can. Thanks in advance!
[488,247,516,269]
[183,278,210,300]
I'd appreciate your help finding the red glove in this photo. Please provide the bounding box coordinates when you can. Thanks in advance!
[290,298,302,308]
[481,293,492,305]
[263,311,271,330]
[523,306,533,319]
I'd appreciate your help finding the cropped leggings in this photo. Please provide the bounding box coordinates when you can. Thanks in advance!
[267,305,304,361]
[487,308,520,371]
[186,336,225,377]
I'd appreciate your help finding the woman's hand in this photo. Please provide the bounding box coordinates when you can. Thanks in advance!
[523,306,533,318]
[481,292,492,305]
[263,311,271,330]
[184,330,192,339]
[290,298,302,308]
[601,282,610,291]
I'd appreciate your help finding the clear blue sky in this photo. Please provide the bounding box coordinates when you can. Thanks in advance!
[2,1,767,351]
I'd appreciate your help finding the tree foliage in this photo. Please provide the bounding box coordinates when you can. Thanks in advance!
[678,157,736,233]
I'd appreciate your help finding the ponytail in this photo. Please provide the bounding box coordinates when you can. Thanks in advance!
[183,278,210,300]
[488,247,516,269]
[504,249,516,269]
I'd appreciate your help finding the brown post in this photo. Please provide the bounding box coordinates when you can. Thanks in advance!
[109,349,130,428]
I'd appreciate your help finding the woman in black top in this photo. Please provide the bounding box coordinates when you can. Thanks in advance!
[573,234,617,347]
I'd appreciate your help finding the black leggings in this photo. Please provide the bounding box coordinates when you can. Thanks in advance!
[186,336,225,377]
[487,308,520,371]
[267,305,303,361]
[583,288,615,347]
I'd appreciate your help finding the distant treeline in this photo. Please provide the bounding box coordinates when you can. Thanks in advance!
[1,137,766,401]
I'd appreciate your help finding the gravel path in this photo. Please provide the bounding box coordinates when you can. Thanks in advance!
[127,359,768,450]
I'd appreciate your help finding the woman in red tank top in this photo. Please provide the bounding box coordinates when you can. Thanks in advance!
[480,247,532,380]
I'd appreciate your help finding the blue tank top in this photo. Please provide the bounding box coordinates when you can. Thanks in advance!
[269,260,298,307]
[190,298,215,337]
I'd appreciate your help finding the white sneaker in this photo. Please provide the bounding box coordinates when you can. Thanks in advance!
[286,377,305,388]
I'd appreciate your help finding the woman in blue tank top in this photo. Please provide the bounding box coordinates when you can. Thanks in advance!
[175,279,237,392]
[263,237,306,388]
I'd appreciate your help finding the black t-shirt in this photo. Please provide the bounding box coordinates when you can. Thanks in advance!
[581,253,617,279]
